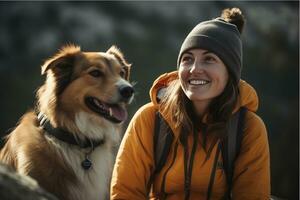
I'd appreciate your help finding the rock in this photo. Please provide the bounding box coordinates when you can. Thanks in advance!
[0,163,58,200]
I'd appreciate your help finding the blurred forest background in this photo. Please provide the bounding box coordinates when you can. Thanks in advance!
[0,1,298,199]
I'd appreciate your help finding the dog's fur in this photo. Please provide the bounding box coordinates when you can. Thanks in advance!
[0,45,134,200]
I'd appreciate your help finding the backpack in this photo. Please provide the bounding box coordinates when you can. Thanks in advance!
[150,107,247,200]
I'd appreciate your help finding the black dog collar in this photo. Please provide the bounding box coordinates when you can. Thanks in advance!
[37,112,104,149]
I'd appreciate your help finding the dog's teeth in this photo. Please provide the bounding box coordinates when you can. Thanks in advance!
[109,108,113,116]
[93,99,102,108]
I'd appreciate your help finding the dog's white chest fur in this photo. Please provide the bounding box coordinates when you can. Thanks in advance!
[52,112,120,200]
[61,144,114,200]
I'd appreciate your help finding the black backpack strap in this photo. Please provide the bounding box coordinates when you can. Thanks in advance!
[147,111,174,194]
[207,142,222,200]
[221,107,247,199]
[153,112,174,172]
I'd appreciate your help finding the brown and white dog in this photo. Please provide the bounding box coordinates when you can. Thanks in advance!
[0,45,134,200]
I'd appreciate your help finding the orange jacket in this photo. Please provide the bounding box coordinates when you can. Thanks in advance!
[111,71,270,200]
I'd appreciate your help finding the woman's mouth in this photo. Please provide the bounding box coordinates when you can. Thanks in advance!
[188,79,210,85]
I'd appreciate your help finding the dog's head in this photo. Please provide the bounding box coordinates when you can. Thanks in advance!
[37,45,134,131]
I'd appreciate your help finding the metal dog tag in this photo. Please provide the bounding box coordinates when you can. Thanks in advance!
[81,156,92,170]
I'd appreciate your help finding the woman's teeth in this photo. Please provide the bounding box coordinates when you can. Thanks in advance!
[189,79,209,85]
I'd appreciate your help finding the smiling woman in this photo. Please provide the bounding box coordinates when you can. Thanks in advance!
[111,7,270,200]
[178,49,229,117]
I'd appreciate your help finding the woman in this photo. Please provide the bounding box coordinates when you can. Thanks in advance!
[111,8,270,200]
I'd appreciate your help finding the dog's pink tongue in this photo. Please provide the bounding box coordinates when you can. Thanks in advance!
[110,105,128,122]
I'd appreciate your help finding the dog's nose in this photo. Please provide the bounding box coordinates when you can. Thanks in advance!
[119,85,134,101]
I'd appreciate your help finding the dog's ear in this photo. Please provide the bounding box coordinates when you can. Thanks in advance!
[107,45,132,80]
[41,45,81,75]
[41,45,81,95]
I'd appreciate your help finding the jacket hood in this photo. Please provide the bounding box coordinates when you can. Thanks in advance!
[150,71,178,105]
[150,70,259,113]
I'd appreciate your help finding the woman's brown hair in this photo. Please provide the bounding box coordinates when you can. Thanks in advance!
[159,71,239,157]
[160,71,239,138]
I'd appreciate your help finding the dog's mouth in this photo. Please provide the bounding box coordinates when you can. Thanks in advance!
[85,97,128,124]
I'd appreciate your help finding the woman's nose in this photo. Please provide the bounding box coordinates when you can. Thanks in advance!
[190,61,204,73]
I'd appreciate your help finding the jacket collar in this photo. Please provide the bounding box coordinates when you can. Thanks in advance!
[149,71,259,140]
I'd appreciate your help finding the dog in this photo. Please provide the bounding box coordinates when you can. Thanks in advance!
[0,45,134,200]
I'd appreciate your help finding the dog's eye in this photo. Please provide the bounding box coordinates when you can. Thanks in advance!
[89,70,103,77]
[120,70,126,78]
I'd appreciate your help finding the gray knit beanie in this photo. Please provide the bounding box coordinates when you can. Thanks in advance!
[177,8,245,83]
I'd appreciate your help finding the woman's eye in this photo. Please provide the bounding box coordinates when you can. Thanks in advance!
[89,70,103,77]
[204,56,216,63]
[181,56,193,64]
